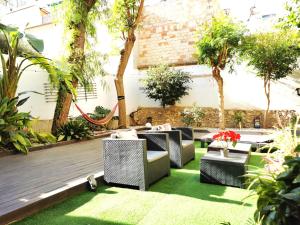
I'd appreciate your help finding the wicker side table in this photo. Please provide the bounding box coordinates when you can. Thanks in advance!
[207,141,252,155]
[200,151,249,188]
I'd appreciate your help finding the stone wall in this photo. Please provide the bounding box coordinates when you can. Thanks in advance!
[132,106,296,128]
[137,0,220,68]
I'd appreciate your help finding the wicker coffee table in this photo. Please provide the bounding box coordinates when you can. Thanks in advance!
[207,141,252,155]
[200,151,249,188]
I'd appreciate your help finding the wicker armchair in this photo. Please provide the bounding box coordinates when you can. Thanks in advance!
[148,127,195,168]
[102,133,170,191]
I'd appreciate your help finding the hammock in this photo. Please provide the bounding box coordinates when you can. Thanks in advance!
[74,102,118,126]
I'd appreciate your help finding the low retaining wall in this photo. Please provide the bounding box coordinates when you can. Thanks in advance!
[132,106,296,128]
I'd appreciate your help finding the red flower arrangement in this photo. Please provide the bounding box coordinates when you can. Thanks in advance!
[212,130,241,147]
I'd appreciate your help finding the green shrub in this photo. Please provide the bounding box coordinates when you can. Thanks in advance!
[181,104,205,127]
[94,106,111,119]
[0,97,56,153]
[141,64,192,107]
[57,119,92,141]
[0,97,31,153]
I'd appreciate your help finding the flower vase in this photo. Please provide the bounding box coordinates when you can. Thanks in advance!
[220,147,229,158]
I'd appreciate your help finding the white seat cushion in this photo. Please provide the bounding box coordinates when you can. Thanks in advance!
[182,140,194,149]
[162,123,172,131]
[110,129,138,139]
[147,151,168,163]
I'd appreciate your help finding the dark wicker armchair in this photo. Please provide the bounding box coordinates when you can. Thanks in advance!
[148,127,195,168]
[102,133,170,191]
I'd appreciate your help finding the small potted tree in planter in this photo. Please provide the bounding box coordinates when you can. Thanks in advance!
[181,104,205,127]
[141,64,192,108]
[233,111,245,129]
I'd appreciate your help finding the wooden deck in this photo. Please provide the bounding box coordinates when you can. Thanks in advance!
[0,139,104,225]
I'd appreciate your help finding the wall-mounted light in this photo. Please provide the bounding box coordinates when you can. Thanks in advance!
[296,88,300,96]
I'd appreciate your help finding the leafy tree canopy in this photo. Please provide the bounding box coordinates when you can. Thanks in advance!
[107,0,143,38]
[241,31,300,80]
[280,0,300,30]
[195,14,246,71]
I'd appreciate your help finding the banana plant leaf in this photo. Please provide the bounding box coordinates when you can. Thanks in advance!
[0,23,44,55]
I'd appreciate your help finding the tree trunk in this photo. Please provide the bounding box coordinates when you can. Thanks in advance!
[114,0,144,128]
[263,77,271,128]
[114,31,135,128]
[51,80,78,135]
[212,67,225,130]
[51,0,96,135]
[114,76,127,128]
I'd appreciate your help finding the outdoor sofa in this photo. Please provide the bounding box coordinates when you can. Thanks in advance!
[148,125,195,168]
[103,132,170,191]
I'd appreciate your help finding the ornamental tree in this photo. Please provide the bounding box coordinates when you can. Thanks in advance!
[141,64,192,107]
[241,31,300,127]
[107,0,144,128]
[195,14,245,130]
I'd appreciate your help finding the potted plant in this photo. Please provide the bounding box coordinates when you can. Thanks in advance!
[212,130,241,157]
[233,111,245,129]
[181,104,205,127]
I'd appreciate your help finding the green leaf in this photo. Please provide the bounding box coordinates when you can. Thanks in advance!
[15,133,28,146]
[57,135,65,142]
[295,144,300,152]
[25,33,44,52]
[12,142,28,154]
[0,119,5,125]
[16,97,30,107]
[277,168,294,181]
[282,192,300,202]
[293,174,300,183]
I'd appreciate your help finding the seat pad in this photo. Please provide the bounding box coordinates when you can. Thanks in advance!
[147,151,168,163]
[182,140,194,149]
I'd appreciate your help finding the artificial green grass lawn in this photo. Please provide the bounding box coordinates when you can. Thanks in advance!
[15,143,265,225]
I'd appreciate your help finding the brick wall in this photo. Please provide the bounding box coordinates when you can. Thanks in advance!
[137,0,220,69]
[132,106,296,128]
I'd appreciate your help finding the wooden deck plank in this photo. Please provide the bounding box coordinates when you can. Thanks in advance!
[0,161,102,206]
[0,154,101,193]
[0,138,104,225]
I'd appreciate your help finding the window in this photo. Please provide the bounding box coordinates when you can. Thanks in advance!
[43,83,98,103]
[5,0,35,10]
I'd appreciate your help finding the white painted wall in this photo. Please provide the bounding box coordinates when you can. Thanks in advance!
[133,65,300,111]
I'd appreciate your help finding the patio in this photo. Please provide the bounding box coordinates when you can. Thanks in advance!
[11,143,264,225]
[0,0,299,224]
